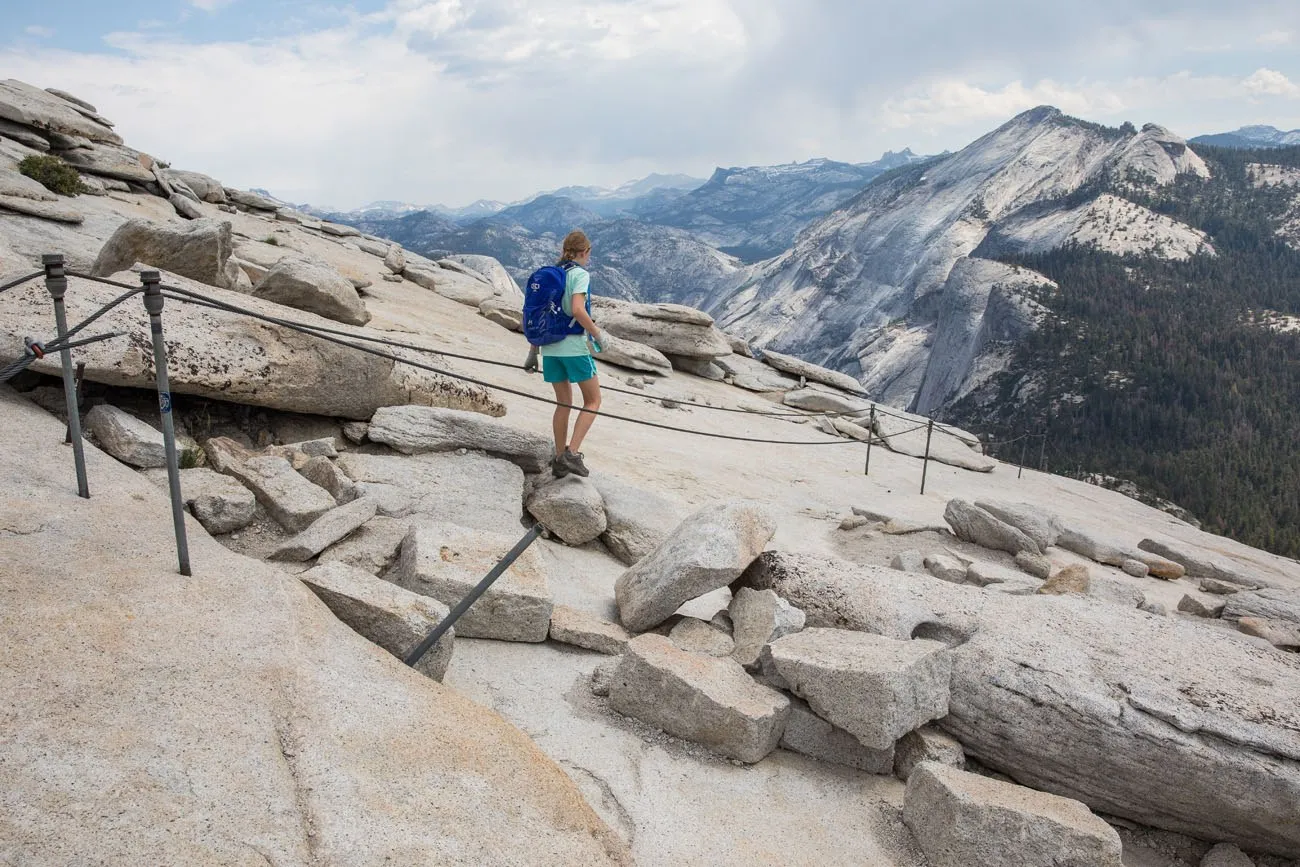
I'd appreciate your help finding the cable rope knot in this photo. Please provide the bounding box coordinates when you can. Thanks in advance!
[24,336,46,359]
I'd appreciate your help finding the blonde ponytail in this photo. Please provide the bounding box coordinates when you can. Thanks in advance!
[559,230,591,264]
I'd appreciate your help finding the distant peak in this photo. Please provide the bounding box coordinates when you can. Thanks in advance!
[879,148,915,160]
[1013,105,1064,125]
[1238,124,1282,136]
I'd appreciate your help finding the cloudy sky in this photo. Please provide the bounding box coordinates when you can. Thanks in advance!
[3,0,1299,209]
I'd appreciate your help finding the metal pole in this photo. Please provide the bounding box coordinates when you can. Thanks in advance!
[920,418,934,495]
[1018,433,1028,480]
[64,361,86,444]
[405,523,544,667]
[864,406,875,475]
[1038,429,1048,473]
[44,254,89,498]
[140,270,191,576]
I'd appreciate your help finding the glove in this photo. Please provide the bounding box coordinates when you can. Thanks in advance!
[524,345,539,373]
[588,331,603,354]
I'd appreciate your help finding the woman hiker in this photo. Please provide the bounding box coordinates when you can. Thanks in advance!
[533,230,604,478]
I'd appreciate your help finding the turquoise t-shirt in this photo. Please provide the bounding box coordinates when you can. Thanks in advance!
[539,266,592,358]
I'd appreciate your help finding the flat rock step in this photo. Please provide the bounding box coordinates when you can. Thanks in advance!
[609,634,790,764]
[270,497,378,562]
[0,193,83,223]
[904,761,1123,867]
[227,454,337,533]
[768,628,951,750]
[760,349,863,393]
[391,522,553,643]
[300,561,455,681]
[549,605,631,655]
[367,404,551,473]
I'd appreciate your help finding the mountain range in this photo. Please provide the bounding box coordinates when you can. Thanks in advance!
[633,153,923,260]
[700,109,1300,553]
[312,173,707,223]
[314,151,928,304]
[712,110,1212,413]
[1190,124,1300,149]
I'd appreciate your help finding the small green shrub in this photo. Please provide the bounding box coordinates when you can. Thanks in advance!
[18,154,88,196]
[264,235,281,246]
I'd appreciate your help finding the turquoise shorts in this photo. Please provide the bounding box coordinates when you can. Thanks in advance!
[542,355,597,384]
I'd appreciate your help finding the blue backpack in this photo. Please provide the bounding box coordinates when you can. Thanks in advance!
[523,261,590,346]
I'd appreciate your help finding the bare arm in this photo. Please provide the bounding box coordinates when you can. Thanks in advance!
[570,292,601,342]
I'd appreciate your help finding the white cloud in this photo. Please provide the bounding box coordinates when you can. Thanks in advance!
[1,0,1298,208]
[1257,30,1293,46]
[24,26,55,38]
[0,0,759,207]
[190,0,238,11]
[1243,67,1300,97]
[879,79,1127,131]
[381,0,748,71]
[878,68,1300,134]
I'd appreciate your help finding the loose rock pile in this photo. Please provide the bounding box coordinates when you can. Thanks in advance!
[742,549,1300,859]
[74,384,1203,867]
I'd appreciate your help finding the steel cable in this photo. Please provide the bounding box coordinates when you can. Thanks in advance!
[43,270,1011,445]
[14,270,1008,455]
[64,271,142,292]
[1,330,124,382]
[0,354,34,382]
[158,286,871,448]
[145,291,946,427]
[61,287,144,343]
[0,271,43,294]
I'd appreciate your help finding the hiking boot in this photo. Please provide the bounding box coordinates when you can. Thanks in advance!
[559,449,589,477]
[550,453,570,478]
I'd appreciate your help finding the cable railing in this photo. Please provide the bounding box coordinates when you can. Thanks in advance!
[0,254,1051,579]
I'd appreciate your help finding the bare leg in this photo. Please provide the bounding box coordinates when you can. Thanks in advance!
[569,375,602,453]
[551,381,572,456]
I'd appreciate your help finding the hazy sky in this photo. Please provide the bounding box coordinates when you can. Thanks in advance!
[3,0,1299,209]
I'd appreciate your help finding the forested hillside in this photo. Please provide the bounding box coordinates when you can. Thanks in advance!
[952,145,1300,556]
